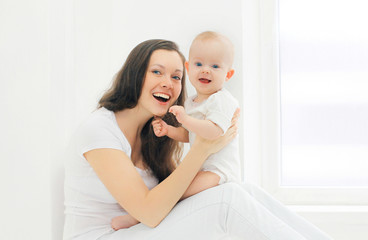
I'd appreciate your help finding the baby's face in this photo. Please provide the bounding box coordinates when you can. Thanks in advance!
[187,39,233,98]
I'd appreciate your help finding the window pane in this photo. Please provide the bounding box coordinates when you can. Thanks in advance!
[279,0,368,186]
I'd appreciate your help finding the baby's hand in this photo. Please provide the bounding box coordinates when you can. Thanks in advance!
[169,105,187,124]
[152,118,169,137]
[111,215,139,231]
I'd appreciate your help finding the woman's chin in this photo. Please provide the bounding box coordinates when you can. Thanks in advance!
[150,101,174,117]
[151,108,168,117]
[154,111,167,117]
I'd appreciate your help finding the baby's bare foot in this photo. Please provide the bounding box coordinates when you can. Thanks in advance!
[111,215,139,231]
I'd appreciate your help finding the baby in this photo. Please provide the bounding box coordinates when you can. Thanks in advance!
[111,31,240,230]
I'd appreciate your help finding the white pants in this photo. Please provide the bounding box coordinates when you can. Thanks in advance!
[99,182,332,240]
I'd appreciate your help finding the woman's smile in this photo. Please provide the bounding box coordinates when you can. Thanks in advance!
[152,92,171,104]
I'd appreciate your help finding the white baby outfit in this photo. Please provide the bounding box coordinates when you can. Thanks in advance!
[185,88,240,184]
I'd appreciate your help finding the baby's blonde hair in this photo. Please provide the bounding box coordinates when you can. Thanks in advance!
[190,31,234,67]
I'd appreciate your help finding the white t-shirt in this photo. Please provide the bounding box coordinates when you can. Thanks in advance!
[185,88,241,184]
[63,107,158,240]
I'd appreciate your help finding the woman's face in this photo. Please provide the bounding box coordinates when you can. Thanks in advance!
[139,49,184,117]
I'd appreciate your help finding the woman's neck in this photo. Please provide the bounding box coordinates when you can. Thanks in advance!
[114,107,152,169]
[114,107,152,149]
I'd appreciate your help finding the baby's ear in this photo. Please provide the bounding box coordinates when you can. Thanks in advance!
[226,69,235,81]
[185,61,189,72]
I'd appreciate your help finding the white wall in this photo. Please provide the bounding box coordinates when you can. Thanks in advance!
[0,0,51,239]
[2,0,244,239]
[60,0,243,128]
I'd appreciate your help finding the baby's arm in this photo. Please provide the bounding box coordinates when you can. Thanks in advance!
[180,171,220,200]
[152,118,189,142]
[111,214,139,231]
[169,106,223,140]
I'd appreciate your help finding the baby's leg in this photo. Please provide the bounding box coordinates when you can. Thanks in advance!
[111,214,139,231]
[181,171,220,200]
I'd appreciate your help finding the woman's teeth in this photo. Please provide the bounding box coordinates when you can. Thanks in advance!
[153,93,170,102]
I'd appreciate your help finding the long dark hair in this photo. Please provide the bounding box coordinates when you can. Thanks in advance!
[98,39,186,182]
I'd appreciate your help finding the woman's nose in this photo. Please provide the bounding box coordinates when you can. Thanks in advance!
[161,76,173,89]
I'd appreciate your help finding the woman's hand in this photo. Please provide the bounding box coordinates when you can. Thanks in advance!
[192,108,240,155]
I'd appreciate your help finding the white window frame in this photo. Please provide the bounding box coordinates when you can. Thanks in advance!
[242,0,368,205]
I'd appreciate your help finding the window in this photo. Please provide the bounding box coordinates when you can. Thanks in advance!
[249,0,368,205]
[242,1,368,237]
[279,0,368,187]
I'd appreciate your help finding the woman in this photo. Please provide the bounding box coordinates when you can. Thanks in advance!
[63,39,332,240]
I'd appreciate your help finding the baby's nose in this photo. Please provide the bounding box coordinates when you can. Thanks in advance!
[202,67,210,74]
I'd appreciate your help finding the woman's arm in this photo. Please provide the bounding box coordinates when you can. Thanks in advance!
[84,125,237,228]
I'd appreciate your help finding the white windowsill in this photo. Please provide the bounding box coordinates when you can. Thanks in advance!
[286,205,368,240]
[287,205,368,213]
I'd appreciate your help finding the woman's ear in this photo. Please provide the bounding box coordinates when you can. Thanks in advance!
[185,61,189,72]
[226,69,235,81]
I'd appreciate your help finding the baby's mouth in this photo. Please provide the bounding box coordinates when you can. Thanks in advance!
[153,93,170,102]
[199,78,211,84]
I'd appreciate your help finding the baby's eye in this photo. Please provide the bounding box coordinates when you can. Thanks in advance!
[195,62,202,67]
[172,76,181,81]
[212,64,219,69]
[152,70,161,75]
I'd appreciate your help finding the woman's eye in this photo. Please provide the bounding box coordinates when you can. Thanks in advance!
[195,62,202,67]
[212,64,219,69]
[153,70,161,75]
[172,76,181,81]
